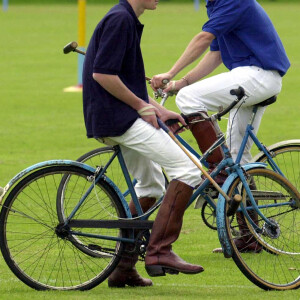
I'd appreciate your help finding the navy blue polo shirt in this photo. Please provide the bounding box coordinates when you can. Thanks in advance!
[203,0,290,76]
[82,0,148,138]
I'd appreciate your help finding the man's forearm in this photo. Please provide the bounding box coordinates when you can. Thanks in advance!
[183,50,222,85]
[168,31,215,78]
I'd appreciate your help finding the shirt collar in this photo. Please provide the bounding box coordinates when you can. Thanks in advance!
[119,0,143,26]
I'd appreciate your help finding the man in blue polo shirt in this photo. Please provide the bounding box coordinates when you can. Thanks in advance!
[83,0,204,288]
[151,0,290,252]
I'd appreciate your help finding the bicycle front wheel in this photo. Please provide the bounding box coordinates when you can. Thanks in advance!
[225,168,300,290]
[0,165,126,291]
[254,144,300,191]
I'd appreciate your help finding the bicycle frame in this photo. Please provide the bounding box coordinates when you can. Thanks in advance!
[235,105,284,176]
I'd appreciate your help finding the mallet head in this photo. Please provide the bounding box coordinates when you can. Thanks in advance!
[63,41,78,54]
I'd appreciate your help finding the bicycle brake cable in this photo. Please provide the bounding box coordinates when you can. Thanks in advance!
[228,96,247,151]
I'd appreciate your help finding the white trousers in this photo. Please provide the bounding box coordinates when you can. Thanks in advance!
[98,118,201,199]
[176,66,282,165]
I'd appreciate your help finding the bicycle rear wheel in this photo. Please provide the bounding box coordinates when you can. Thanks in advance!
[254,144,300,191]
[225,168,300,290]
[0,165,126,291]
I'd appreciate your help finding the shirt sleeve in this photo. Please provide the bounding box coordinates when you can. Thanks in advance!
[93,15,132,74]
[202,0,242,38]
[210,38,219,51]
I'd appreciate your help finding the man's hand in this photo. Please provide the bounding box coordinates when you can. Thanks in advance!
[150,73,172,91]
[160,109,187,134]
[163,79,188,94]
[137,103,160,129]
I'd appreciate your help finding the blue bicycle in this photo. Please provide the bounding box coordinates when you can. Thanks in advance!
[0,87,299,291]
[74,90,300,231]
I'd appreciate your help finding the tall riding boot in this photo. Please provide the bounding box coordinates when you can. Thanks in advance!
[213,180,262,254]
[234,210,262,253]
[187,112,227,185]
[108,197,156,288]
[145,180,204,276]
[188,112,224,164]
[234,179,262,253]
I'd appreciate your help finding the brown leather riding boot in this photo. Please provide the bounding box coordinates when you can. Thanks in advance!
[213,180,262,254]
[232,178,262,252]
[145,181,204,276]
[108,197,156,288]
[188,112,224,165]
[234,191,262,253]
[188,112,227,185]
[213,208,262,254]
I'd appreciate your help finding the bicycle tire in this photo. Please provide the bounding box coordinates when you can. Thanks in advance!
[225,168,300,290]
[254,144,300,191]
[0,165,126,291]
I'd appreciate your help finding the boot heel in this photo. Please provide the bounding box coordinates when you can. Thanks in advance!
[164,267,179,275]
[145,265,166,277]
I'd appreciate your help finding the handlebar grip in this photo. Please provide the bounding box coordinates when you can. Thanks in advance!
[230,86,245,100]
[226,194,242,217]
[63,41,78,54]
[216,86,245,119]
[165,119,179,126]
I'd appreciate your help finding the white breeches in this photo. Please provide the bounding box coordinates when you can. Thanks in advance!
[98,118,201,199]
[176,66,282,165]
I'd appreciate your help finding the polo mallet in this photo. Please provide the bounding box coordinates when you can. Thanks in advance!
[63,41,154,83]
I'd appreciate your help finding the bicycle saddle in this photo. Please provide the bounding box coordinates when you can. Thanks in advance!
[256,95,277,107]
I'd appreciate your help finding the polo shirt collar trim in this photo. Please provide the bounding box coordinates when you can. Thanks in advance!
[119,0,142,26]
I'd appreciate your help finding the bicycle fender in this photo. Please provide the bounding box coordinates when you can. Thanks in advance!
[0,160,96,205]
[251,139,300,163]
[216,162,267,258]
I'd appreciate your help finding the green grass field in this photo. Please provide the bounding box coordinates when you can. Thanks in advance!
[0,2,300,299]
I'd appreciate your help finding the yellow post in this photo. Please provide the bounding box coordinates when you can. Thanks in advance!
[77,0,86,87]
[64,0,86,92]
[78,0,86,48]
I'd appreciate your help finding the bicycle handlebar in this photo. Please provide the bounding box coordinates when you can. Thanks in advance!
[157,86,245,126]
[230,86,245,100]
[215,86,245,120]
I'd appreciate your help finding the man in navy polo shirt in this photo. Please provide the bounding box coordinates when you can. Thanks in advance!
[83,0,204,288]
[151,0,290,252]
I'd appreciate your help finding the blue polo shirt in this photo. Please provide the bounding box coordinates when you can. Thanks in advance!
[203,0,290,76]
[82,0,148,138]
